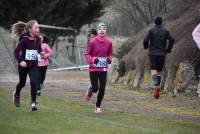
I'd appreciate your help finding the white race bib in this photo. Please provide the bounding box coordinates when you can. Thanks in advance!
[93,57,107,68]
[25,50,38,61]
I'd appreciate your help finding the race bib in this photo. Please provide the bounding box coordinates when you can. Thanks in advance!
[93,57,107,68]
[25,50,38,61]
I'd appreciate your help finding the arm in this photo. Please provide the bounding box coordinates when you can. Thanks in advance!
[107,42,113,64]
[192,23,200,49]
[84,41,95,64]
[43,44,53,59]
[143,31,151,49]
[14,39,24,64]
[166,31,175,53]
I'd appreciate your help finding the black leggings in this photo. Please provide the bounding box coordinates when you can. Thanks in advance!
[38,66,47,84]
[15,66,39,102]
[90,71,107,108]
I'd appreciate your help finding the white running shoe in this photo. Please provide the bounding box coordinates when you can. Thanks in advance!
[31,102,38,111]
[94,107,102,113]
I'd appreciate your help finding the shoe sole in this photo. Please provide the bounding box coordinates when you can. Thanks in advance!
[94,111,102,113]
[31,107,38,111]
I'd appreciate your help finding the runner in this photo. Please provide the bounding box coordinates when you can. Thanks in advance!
[87,28,97,42]
[143,17,175,99]
[37,34,53,96]
[11,20,42,111]
[85,22,112,113]
[192,23,200,97]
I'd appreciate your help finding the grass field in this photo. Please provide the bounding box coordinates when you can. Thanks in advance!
[0,89,200,134]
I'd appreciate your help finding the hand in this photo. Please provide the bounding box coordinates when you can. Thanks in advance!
[40,52,45,58]
[107,58,111,64]
[94,58,99,65]
[19,61,27,68]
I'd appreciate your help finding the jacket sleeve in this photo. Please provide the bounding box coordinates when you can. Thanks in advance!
[107,42,113,64]
[192,23,200,49]
[14,39,24,63]
[43,44,53,59]
[143,31,151,49]
[85,41,95,64]
[166,31,175,53]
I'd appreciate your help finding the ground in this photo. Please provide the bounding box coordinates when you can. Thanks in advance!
[0,70,200,134]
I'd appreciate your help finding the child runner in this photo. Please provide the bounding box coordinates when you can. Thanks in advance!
[12,20,42,111]
[87,28,97,42]
[85,22,112,113]
[37,34,53,96]
[143,17,175,99]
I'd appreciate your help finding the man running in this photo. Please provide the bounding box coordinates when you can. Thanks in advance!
[143,17,175,99]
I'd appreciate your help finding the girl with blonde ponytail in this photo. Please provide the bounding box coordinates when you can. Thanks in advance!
[12,20,43,111]
[11,21,26,39]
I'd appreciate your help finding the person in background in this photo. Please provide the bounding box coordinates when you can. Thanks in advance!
[37,34,53,96]
[143,17,175,99]
[192,23,200,97]
[87,28,97,42]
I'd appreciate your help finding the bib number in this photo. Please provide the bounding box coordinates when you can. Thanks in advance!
[25,50,38,61]
[93,57,107,68]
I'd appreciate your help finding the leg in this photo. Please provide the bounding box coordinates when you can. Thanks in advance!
[151,55,165,99]
[28,66,39,103]
[89,72,99,93]
[15,66,28,96]
[149,55,162,86]
[13,66,28,107]
[37,67,42,95]
[156,55,166,86]
[96,72,107,108]
[85,72,99,101]
[40,66,47,84]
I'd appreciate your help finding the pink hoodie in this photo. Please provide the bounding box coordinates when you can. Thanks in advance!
[85,35,112,72]
[38,43,53,67]
[192,23,200,49]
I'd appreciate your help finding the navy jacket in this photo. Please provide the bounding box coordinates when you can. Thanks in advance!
[143,25,175,56]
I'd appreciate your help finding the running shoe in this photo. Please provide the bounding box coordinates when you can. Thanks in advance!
[31,102,38,111]
[94,107,102,113]
[85,86,93,101]
[153,86,160,99]
[13,91,20,107]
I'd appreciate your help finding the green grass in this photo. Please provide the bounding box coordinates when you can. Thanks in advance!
[0,89,200,134]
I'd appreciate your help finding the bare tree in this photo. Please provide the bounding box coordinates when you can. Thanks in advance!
[111,0,169,33]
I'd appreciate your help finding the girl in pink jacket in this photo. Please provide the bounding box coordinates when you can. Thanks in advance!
[85,22,112,113]
[37,34,53,96]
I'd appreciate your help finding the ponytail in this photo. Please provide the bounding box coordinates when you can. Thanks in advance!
[11,20,38,38]
[11,21,26,38]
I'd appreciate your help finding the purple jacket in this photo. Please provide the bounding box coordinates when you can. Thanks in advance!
[85,35,112,72]
[14,33,42,67]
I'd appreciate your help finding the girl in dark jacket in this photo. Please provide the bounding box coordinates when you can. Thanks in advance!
[11,20,43,111]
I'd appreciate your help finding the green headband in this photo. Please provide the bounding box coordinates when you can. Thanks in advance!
[96,22,107,30]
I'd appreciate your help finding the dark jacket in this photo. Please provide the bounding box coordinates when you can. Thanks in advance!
[14,33,42,67]
[143,25,175,56]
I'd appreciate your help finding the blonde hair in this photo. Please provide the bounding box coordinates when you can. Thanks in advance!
[11,20,38,38]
